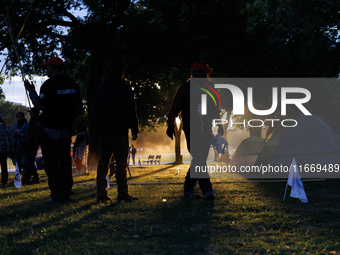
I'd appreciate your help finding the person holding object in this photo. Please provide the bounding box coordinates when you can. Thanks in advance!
[24,56,82,203]
[93,59,139,203]
[167,61,220,200]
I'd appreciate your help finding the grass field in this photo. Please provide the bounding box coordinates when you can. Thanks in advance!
[1,163,340,254]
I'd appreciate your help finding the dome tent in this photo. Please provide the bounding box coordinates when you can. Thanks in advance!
[268,114,340,178]
[229,136,265,170]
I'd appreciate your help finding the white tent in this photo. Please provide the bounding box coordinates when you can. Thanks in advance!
[270,114,340,178]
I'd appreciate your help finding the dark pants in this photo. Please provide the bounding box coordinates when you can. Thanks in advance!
[14,149,27,177]
[183,129,213,195]
[25,147,39,181]
[97,135,129,198]
[0,152,8,185]
[131,154,135,165]
[41,129,73,201]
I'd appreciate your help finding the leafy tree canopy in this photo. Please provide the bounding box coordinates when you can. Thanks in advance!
[0,0,339,165]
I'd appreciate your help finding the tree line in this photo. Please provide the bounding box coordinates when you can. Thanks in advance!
[0,99,29,127]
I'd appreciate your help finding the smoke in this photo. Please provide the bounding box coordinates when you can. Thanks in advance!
[130,125,259,158]
[131,126,189,155]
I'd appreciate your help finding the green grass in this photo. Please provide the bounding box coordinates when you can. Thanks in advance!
[6,158,15,169]
[1,164,340,254]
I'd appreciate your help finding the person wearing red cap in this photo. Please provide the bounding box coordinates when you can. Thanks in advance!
[167,61,219,200]
[24,56,82,203]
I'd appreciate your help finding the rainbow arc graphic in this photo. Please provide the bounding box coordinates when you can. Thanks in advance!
[198,83,222,107]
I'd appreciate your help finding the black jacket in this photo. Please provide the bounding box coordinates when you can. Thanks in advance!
[93,74,138,139]
[37,73,82,131]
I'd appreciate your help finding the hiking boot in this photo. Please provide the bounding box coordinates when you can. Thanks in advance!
[117,194,139,202]
[182,191,201,200]
[204,191,215,200]
[97,196,112,203]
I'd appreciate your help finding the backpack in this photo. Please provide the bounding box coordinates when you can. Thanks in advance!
[212,135,228,154]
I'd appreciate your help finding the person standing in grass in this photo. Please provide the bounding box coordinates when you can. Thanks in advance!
[129,144,136,166]
[0,113,14,186]
[24,56,82,203]
[94,59,139,203]
[12,111,29,184]
[167,61,220,200]
[24,107,41,184]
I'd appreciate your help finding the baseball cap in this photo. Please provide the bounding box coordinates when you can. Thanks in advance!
[41,56,64,67]
[191,61,212,74]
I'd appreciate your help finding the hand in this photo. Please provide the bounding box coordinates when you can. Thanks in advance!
[166,125,175,140]
[24,80,35,91]
[132,134,138,140]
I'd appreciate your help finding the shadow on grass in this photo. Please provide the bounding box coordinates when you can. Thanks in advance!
[149,198,215,253]
[0,184,50,198]
[1,170,340,254]
[128,164,178,181]
[0,182,218,254]
[73,177,97,184]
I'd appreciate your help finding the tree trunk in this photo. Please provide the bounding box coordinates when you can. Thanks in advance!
[174,115,183,164]
[174,125,183,164]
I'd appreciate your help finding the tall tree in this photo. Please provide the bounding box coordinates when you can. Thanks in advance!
[0,0,132,168]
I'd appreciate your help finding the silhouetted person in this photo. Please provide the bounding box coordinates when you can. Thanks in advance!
[12,111,28,183]
[167,61,220,200]
[129,144,136,166]
[94,59,139,203]
[24,107,41,184]
[24,56,82,202]
[0,113,14,185]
